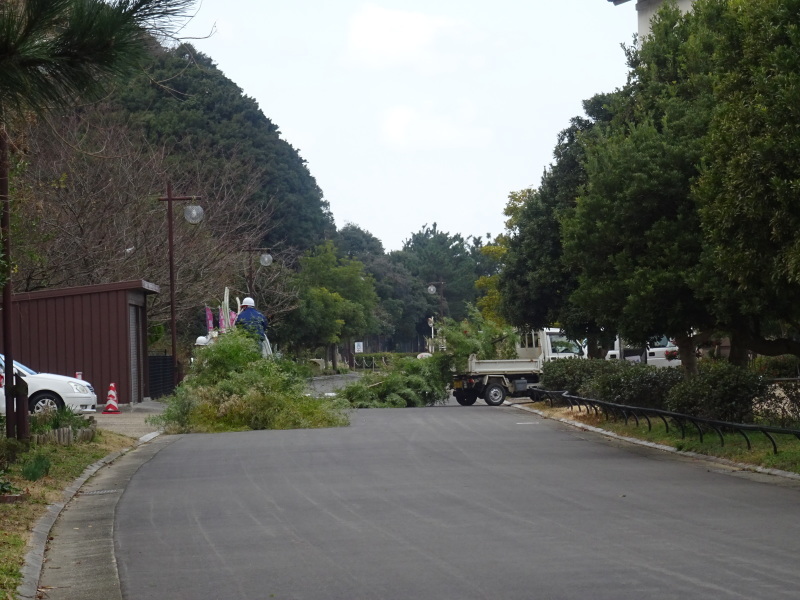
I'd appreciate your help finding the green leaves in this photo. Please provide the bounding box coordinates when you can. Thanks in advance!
[281,241,379,351]
[0,0,194,119]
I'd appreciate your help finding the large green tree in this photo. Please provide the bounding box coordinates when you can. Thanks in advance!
[694,0,800,357]
[280,241,378,366]
[334,224,433,345]
[107,43,335,250]
[498,99,616,356]
[393,223,479,323]
[559,2,716,370]
[0,0,193,439]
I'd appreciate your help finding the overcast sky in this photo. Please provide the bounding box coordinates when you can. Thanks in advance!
[182,1,638,251]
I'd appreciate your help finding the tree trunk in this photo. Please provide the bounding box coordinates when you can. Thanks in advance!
[331,343,339,372]
[675,333,697,377]
[728,331,750,368]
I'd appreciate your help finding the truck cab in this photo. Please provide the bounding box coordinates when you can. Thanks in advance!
[517,328,586,362]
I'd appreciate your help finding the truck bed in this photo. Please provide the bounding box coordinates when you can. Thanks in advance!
[465,355,542,375]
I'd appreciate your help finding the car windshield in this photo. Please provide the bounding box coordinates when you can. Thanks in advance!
[0,354,38,375]
[548,333,582,354]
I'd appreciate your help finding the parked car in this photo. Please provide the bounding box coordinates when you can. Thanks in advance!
[0,355,97,414]
[606,335,681,368]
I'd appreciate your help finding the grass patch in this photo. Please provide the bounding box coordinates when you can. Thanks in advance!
[532,402,800,475]
[0,430,133,598]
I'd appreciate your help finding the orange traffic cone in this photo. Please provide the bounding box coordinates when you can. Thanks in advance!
[102,383,120,414]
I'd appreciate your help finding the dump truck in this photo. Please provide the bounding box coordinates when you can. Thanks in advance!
[451,328,585,406]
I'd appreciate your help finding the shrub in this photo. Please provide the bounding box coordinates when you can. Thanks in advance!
[185,329,262,388]
[29,407,92,434]
[339,354,452,408]
[667,361,765,423]
[580,363,684,409]
[753,355,800,378]
[540,359,623,395]
[21,451,51,481]
[0,436,27,469]
[150,330,351,433]
[0,469,19,494]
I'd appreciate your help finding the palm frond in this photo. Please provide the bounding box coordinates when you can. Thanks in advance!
[0,0,194,119]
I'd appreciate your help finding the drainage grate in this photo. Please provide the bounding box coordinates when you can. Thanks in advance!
[81,489,122,496]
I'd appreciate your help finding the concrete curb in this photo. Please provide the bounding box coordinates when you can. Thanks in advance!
[507,401,800,482]
[16,431,162,600]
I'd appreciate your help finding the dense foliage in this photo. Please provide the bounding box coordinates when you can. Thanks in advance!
[540,358,771,425]
[540,359,623,396]
[151,330,350,433]
[338,354,452,408]
[666,361,766,423]
[498,0,800,369]
[108,43,335,250]
[438,306,518,373]
[579,362,684,410]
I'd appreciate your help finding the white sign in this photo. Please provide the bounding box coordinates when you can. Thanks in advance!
[354,342,364,354]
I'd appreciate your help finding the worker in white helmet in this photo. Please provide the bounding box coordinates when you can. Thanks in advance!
[236,297,269,353]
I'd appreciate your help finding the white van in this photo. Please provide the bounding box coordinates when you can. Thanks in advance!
[606,336,681,368]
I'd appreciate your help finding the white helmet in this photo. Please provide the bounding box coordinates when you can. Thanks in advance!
[242,297,255,307]
[195,336,208,346]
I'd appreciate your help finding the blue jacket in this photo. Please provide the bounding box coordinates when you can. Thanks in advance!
[236,306,269,339]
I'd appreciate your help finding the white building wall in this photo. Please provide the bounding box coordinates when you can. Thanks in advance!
[636,0,695,37]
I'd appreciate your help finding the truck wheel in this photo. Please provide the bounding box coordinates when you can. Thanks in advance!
[456,393,477,406]
[484,383,506,406]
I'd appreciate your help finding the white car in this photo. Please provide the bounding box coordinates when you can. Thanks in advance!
[0,355,97,414]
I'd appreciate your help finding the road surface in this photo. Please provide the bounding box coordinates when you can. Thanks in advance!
[108,404,800,599]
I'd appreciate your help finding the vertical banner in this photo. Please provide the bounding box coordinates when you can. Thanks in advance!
[219,307,226,333]
[205,306,214,333]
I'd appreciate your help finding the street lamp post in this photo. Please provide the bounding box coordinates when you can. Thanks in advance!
[159,183,203,387]
[427,281,445,353]
[246,248,273,296]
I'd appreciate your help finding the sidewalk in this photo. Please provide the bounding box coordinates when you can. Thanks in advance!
[17,400,169,600]
[93,398,165,440]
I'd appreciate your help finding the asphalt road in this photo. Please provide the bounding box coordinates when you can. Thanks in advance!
[104,404,800,600]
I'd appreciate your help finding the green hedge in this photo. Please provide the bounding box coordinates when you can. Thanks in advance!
[666,361,765,423]
[540,359,622,395]
[580,362,684,410]
[753,355,800,378]
[540,358,769,424]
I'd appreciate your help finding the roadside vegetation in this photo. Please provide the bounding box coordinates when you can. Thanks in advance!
[150,330,351,433]
[338,307,517,408]
[534,402,800,476]
[339,354,452,408]
[540,356,800,427]
[532,357,800,474]
[0,425,132,598]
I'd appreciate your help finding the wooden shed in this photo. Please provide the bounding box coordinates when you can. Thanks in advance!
[1,280,159,406]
